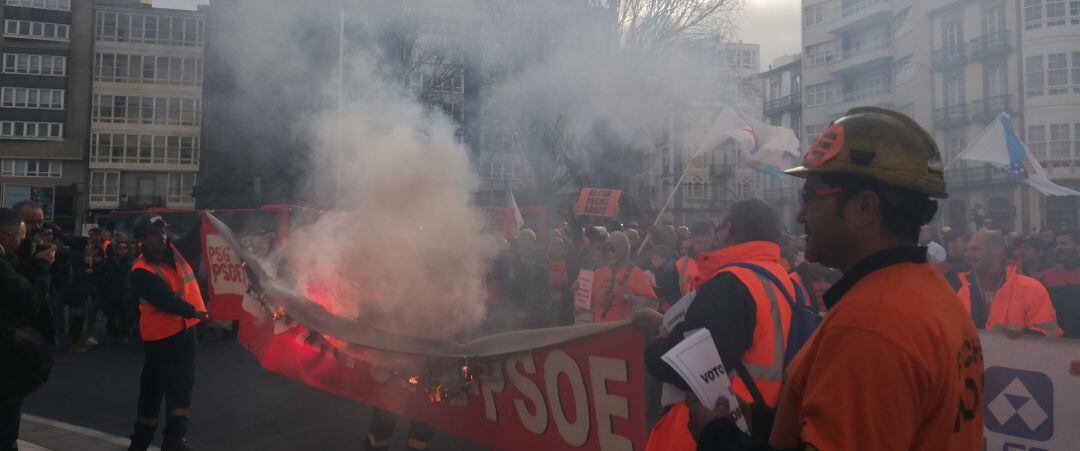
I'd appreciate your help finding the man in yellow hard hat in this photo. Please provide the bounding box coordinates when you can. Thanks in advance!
[689,107,984,450]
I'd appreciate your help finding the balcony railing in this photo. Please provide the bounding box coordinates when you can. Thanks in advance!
[842,84,893,103]
[120,196,165,211]
[933,103,970,128]
[970,31,1012,59]
[764,91,802,113]
[840,40,892,61]
[710,163,734,178]
[932,44,967,70]
[841,0,888,17]
[945,165,1013,188]
[971,95,1013,123]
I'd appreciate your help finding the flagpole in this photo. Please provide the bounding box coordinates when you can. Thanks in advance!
[636,145,710,255]
[335,8,345,210]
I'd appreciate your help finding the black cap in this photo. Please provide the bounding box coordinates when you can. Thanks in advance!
[131,214,168,237]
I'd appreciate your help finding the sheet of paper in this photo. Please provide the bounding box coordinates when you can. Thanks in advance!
[662,290,696,333]
[574,269,594,311]
[660,383,688,407]
[661,328,749,434]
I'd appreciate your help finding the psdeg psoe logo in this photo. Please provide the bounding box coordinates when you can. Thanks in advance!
[985,366,1053,441]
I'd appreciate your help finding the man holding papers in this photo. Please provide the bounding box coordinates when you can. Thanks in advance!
[642,198,795,448]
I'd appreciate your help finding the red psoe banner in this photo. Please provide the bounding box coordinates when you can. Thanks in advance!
[200,214,251,321]
[243,320,647,451]
[200,212,649,450]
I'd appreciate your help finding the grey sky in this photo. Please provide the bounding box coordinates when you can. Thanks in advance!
[156,0,802,72]
[735,0,802,70]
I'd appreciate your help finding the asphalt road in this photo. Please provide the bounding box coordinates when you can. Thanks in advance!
[22,331,483,451]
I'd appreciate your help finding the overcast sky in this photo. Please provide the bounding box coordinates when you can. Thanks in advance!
[156,0,801,72]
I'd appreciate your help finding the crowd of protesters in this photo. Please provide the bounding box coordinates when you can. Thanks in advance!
[483,210,1077,340]
[483,214,843,334]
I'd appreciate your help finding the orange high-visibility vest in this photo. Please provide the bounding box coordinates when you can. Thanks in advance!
[694,242,793,407]
[675,256,698,295]
[644,402,696,451]
[132,245,206,341]
[957,265,1063,336]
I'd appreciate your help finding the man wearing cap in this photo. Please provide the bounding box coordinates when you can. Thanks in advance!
[689,107,984,450]
[127,214,208,451]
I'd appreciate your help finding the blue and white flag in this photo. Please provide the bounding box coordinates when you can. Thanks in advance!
[503,178,525,230]
[954,113,1079,196]
[698,104,801,179]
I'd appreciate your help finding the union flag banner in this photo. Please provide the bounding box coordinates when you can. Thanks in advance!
[200,212,649,450]
[574,189,622,218]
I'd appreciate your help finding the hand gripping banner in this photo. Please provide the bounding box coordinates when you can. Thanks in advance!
[200,212,649,450]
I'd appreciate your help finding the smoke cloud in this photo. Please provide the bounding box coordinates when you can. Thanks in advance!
[208,0,748,339]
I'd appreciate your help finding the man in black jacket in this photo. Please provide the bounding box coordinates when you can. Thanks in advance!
[0,207,55,450]
[127,214,207,451]
[636,200,791,447]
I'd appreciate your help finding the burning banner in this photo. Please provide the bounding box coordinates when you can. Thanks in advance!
[200,212,648,450]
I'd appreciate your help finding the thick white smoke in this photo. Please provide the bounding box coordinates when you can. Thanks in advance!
[279,48,496,341]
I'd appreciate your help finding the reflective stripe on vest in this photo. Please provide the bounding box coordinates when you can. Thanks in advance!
[743,270,786,383]
[133,247,205,341]
[718,265,792,407]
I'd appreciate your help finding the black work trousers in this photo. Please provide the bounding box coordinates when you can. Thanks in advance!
[131,327,196,445]
[0,397,21,451]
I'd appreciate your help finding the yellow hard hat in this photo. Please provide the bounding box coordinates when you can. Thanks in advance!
[784,107,947,199]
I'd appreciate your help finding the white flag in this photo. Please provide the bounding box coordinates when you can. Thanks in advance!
[954,113,1079,196]
[503,178,525,229]
[698,104,801,178]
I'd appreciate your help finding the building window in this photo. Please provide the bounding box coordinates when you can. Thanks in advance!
[1024,0,1043,29]
[945,74,965,106]
[1050,124,1072,159]
[0,121,62,140]
[0,159,61,177]
[1028,125,1047,159]
[0,87,65,109]
[91,133,200,166]
[893,56,914,86]
[983,7,1004,34]
[1075,124,1080,159]
[92,95,201,127]
[1046,0,1068,26]
[805,41,837,66]
[1,53,66,76]
[1073,52,1080,93]
[3,20,69,41]
[897,103,914,117]
[804,124,825,144]
[948,137,967,161]
[89,171,121,204]
[769,77,782,100]
[168,173,196,204]
[805,82,838,106]
[94,53,203,87]
[985,63,1008,98]
[943,21,964,50]
[96,12,204,47]
[892,8,913,39]
[1026,55,1044,97]
[4,0,71,11]
[804,2,827,27]
[684,183,709,201]
[1047,53,1069,94]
